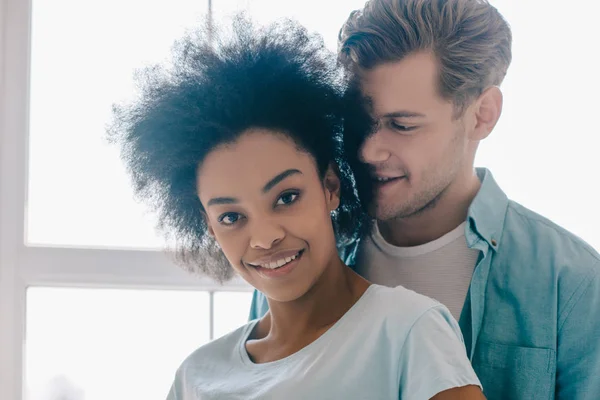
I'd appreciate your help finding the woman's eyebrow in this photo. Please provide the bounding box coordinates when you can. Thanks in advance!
[206,169,302,207]
[207,196,238,207]
[262,169,302,193]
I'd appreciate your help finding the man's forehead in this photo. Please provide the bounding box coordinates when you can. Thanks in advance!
[360,51,438,82]
[360,80,432,118]
[358,55,443,117]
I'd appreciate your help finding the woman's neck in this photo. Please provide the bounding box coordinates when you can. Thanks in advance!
[248,257,370,363]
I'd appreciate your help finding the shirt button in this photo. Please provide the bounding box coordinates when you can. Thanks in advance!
[491,239,498,247]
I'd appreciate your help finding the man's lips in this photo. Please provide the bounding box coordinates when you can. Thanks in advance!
[372,175,406,183]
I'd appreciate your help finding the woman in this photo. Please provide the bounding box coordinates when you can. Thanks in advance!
[109,16,485,400]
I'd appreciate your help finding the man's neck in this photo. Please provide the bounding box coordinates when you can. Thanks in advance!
[378,170,481,247]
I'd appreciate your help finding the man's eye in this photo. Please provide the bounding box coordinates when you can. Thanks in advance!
[218,212,241,226]
[390,121,416,132]
[276,191,299,206]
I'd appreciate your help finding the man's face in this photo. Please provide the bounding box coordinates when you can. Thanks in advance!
[359,51,474,221]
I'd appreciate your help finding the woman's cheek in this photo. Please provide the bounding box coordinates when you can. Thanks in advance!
[213,230,244,265]
[285,207,327,239]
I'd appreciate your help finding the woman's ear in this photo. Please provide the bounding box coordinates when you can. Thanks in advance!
[324,163,341,212]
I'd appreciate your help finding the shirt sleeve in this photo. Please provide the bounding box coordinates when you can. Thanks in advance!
[555,262,600,400]
[166,362,198,400]
[398,305,482,400]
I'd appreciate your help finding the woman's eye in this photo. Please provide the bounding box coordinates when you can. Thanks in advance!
[218,212,241,226]
[276,192,299,206]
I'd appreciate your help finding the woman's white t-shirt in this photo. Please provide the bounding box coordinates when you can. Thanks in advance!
[167,284,481,400]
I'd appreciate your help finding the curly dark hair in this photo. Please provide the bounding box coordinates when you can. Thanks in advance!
[108,15,371,282]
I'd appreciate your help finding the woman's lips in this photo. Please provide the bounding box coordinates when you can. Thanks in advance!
[251,250,304,278]
[247,249,303,268]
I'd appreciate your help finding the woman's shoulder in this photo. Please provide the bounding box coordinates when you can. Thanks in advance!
[367,284,444,315]
[362,284,453,335]
[177,321,255,373]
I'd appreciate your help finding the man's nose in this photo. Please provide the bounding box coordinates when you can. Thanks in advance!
[359,129,391,164]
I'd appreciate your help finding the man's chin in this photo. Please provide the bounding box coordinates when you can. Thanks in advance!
[370,204,401,222]
[370,198,418,221]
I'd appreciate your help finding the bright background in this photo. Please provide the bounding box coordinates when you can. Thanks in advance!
[0,0,597,399]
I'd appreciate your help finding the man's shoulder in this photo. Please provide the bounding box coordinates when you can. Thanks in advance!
[503,199,599,266]
[474,167,598,267]
[497,199,600,314]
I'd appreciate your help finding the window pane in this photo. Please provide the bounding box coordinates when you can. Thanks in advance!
[213,291,254,339]
[27,0,208,248]
[25,288,209,400]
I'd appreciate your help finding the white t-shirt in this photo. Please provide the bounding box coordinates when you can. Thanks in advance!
[355,222,480,319]
[167,285,481,400]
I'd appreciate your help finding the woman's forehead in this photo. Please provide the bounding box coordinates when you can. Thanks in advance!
[197,130,319,200]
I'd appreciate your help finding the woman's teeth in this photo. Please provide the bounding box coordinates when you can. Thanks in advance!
[260,253,299,269]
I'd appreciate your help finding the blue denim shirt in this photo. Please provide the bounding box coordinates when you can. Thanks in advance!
[249,168,600,400]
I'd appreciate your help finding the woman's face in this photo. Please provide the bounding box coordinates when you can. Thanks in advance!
[197,130,341,302]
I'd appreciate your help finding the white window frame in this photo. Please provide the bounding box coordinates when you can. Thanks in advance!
[0,0,250,399]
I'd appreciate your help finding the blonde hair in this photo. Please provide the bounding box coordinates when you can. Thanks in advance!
[338,0,512,114]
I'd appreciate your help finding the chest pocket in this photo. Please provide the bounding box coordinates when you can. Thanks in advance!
[473,341,556,400]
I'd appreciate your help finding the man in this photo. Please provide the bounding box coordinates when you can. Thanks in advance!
[249,1,600,399]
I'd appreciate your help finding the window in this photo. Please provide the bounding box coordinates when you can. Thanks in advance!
[27,0,211,248]
[1,1,599,400]
[25,288,211,400]
[24,288,253,399]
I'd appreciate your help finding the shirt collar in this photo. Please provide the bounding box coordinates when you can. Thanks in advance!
[466,168,509,251]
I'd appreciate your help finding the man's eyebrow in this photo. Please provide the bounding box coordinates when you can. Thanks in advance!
[207,197,238,207]
[381,111,426,119]
[361,95,424,119]
[263,169,302,193]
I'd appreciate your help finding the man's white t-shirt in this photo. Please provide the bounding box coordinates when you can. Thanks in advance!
[355,222,480,320]
[167,285,481,400]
